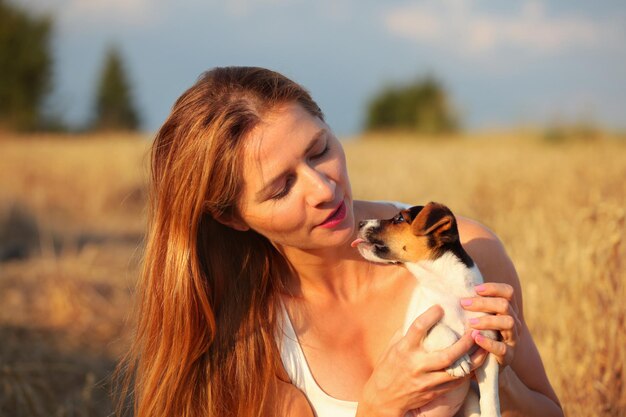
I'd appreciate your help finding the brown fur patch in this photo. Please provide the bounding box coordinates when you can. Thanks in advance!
[376,221,432,263]
[411,203,454,237]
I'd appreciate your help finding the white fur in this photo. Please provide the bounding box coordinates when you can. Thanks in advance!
[405,254,500,417]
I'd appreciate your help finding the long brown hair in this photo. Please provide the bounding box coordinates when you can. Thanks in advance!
[118,67,324,417]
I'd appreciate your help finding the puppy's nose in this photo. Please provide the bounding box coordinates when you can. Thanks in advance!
[358,220,366,229]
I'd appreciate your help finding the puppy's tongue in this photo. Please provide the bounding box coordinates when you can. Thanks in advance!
[351,238,366,248]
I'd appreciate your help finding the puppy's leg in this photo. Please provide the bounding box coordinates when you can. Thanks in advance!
[460,383,480,417]
[475,352,501,417]
[423,323,471,378]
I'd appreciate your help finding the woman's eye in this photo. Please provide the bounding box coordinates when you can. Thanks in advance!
[272,176,295,200]
[312,143,330,160]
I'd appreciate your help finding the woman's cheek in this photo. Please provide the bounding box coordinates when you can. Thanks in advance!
[270,207,307,236]
[249,202,308,243]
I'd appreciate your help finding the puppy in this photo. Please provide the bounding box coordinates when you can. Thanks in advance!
[352,202,500,417]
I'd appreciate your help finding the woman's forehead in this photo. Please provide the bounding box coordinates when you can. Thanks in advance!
[242,103,327,180]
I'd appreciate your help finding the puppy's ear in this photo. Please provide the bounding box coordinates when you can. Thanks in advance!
[406,205,424,221]
[411,202,457,242]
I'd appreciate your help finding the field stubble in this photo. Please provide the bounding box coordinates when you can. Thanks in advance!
[1,132,625,416]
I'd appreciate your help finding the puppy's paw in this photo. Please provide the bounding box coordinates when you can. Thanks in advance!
[446,354,472,378]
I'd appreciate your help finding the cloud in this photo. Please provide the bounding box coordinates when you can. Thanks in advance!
[384,0,606,55]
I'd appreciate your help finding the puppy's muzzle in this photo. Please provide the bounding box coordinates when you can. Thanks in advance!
[351,220,394,263]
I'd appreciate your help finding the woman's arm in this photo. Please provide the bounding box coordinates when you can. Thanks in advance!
[458,217,563,417]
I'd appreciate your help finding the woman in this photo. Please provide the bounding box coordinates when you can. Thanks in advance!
[120,67,563,417]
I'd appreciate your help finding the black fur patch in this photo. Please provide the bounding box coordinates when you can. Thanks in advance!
[423,212,475,268]
[407,205,424,221]
[374,245,390,256]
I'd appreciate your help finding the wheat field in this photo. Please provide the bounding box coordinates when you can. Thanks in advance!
[0,132,625,416]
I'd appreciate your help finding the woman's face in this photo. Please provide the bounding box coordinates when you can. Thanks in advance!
[236,102,355,251]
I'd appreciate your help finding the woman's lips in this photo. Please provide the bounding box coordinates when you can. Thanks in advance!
[318,201,347,229]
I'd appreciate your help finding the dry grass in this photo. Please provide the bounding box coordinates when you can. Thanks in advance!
[0,133,149,417]
[0,132,150,236]
[1,131,625,416]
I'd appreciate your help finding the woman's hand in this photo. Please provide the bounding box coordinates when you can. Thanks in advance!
[357,305,487,417]
[461,282,522,368]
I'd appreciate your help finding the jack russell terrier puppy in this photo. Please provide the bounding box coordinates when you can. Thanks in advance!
[351,202,500,417]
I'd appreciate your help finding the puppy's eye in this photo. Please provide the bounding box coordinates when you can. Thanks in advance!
[392,213,405,224]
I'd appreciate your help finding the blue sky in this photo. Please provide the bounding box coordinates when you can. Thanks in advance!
[20,0,626,136]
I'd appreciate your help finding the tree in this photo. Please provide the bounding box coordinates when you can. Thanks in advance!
[91,45,140,131]
[0,0,53,131]
[364,76,459,135]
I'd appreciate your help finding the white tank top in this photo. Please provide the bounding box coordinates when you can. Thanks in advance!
[278,305,359,417]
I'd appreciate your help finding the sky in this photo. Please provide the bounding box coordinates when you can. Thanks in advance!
[18,0,626,136]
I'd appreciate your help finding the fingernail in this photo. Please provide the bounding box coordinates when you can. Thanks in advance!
[461,299,473,306]
[471,330,484,343]
[475,284,486,293]
[469,318,479,325]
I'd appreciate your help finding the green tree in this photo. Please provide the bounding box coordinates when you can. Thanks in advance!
[365,76,459,135]
[0,0,53,131]
[91,45,140,131]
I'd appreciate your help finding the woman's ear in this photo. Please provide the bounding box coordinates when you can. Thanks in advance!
[213,208,250,232]
[213,213,250,232]
[204,202,250,232]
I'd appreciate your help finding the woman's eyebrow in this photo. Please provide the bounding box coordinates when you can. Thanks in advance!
[303,128,328,155]
[255,128,328,201]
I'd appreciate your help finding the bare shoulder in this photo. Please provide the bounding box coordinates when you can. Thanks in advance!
[353,200,404,221]
[270,380,315,417]
[456,216,525,317]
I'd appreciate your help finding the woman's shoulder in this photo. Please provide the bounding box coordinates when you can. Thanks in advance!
[456,216,511,280]
[353,199,408,220]
[457,216,524,316]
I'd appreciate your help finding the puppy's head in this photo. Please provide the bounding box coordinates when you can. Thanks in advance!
[352,202,460,264]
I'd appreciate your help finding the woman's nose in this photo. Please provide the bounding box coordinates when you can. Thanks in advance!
[302,166,335,206]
